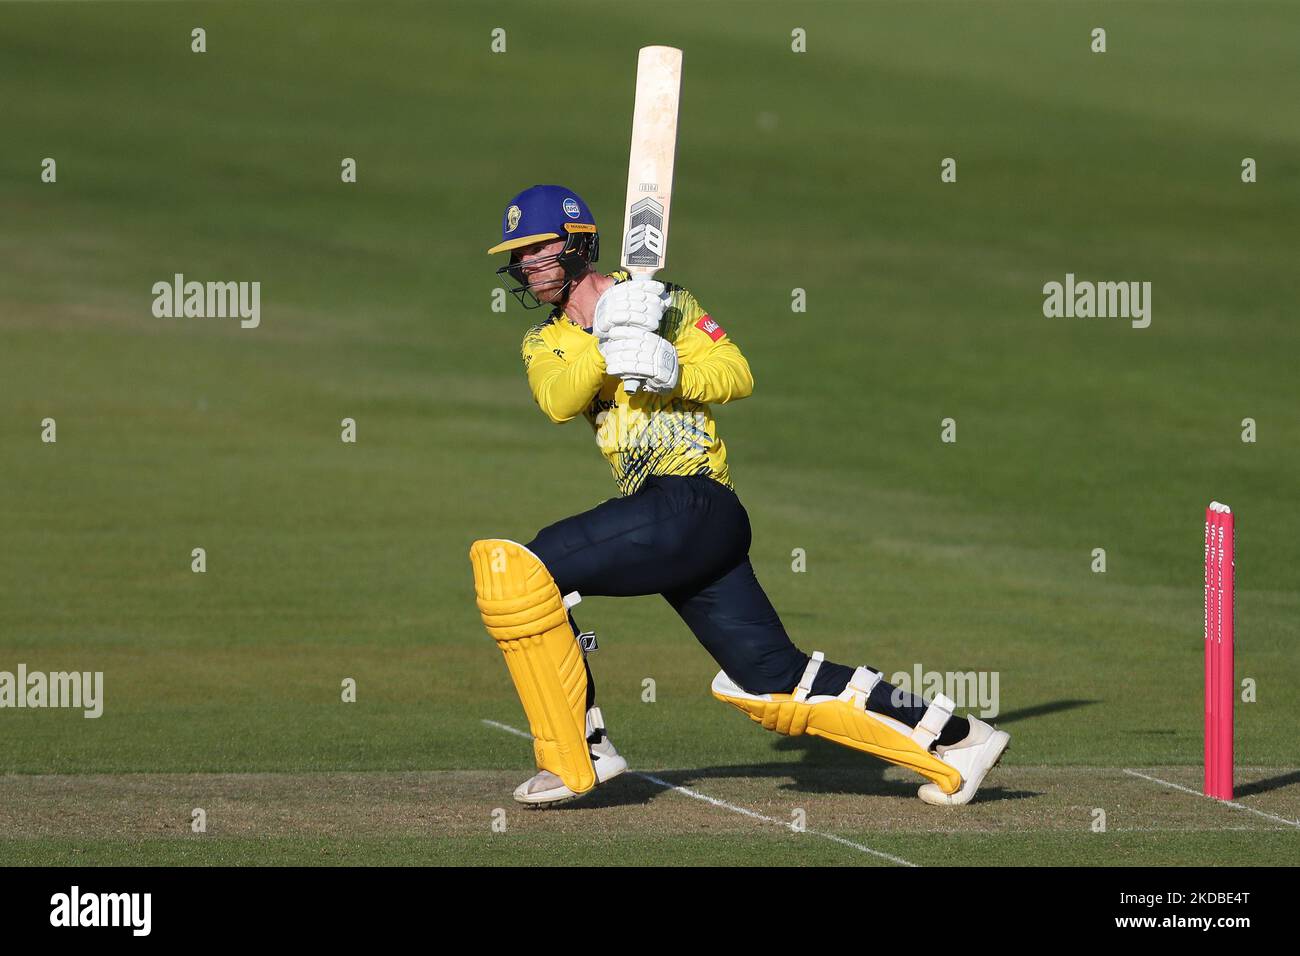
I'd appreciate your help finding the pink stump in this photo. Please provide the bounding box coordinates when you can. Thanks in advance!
[1204,502,1234,800]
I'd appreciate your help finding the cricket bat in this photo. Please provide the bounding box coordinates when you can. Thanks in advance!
[619,45,683,394]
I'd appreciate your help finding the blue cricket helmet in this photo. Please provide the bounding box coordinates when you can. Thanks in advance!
[487,184,598,255]
[488,185,601,311]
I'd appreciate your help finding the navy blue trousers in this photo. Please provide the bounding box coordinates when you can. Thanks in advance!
[526,475,959,739]
[529,474,823,695]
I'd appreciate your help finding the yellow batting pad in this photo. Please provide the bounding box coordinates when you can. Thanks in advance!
[470,538,595,795]
[712,672,962,795]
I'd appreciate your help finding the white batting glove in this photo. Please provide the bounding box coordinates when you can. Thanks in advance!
[598,327,679,394]
[593,279,667,342]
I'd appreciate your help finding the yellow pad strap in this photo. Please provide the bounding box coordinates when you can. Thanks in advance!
[470,539,595,795]
[712,674,962,795]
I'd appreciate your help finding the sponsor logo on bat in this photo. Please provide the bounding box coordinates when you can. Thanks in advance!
[624,197,666,266]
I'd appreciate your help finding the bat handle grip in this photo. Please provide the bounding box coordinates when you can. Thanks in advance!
[620,268,655,395]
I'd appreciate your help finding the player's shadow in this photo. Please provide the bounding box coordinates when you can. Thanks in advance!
[556,734,1032,809]
[989,699,1097,724]
[713,737,1029,803]
[542,703,1106,809]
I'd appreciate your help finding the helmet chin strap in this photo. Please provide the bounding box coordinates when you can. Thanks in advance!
[497,232,598,312]
[551,266,591,313]
[527,274,572,313]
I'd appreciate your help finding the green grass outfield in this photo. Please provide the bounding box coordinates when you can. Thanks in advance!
[1,0,1297,865]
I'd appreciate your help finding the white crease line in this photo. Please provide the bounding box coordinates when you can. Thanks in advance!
[483,718,918,867]
[483,719,532,740]
[1123,769,1300,829]
[1117,826,1277,833]
[631,770,918,867]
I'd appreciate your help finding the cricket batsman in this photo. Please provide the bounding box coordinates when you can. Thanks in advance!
[469,184,1010,807]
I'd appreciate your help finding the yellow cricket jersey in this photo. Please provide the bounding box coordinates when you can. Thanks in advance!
[521,271,752,497]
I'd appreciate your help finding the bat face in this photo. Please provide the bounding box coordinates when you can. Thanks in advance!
[620,46,683,278]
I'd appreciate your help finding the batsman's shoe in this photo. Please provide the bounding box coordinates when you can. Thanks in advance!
[712,652,963,795]
[514,707,628,807]
[916,716,1010,806]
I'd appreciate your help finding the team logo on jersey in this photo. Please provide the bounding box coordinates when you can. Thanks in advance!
[506,205,522,232]
[563,198,581,219]
[696,314,725,341]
